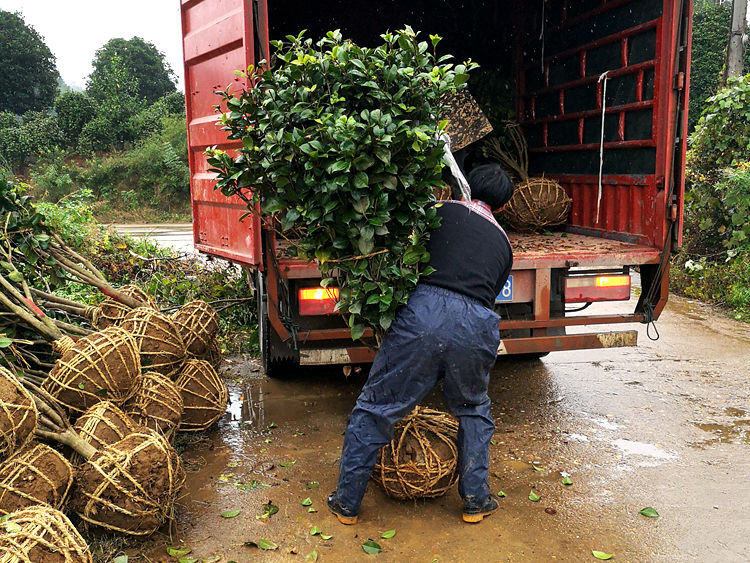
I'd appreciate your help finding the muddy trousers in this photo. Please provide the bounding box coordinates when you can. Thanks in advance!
[334,284,501,515]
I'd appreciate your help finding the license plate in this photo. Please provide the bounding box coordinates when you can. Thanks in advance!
[496,275,513,302]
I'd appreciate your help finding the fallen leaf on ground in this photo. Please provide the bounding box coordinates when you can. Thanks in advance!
[306,481,320,489]
[562,476,573,486]
[279,461,296,467]
[221,510,241,518]
[320,533,333,540]
[497,491,507,498]
[592,551,613,560]
[257,501,279,519]
[310,525,322,536]
[529,491,541,502]
[381,529,396,539]
[258,539,278,550]
[639,507,659,518]
[362,540,382,555]
[532,465,544,472]
[301,497,313,506]
[306,550,319,561]
[166,546,192,557]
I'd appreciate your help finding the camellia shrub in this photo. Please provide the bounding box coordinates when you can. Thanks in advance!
[207,28,475,339]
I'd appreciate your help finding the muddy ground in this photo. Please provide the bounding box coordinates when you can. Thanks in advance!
[115,292,750,563]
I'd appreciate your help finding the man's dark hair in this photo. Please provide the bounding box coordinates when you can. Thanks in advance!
[467,163,514,209]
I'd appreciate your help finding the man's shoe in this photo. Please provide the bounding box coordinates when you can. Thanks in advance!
[462,495,499,523]
[327,492,358,525]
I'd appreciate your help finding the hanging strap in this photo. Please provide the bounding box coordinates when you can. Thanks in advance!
[439,133,472,201]
[596,71,610,225]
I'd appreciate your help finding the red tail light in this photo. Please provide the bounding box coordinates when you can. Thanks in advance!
[298,287,340,316]
[564,275,631,303]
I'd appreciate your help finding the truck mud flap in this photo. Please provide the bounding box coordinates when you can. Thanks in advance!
[497,331,638,355]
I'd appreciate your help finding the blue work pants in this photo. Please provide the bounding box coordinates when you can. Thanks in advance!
[335,284,501,514]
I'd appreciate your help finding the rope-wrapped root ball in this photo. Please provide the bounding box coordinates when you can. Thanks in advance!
[502,177,572,232]
[124,372,182,440]
[372,406,459,500]
[171,300,219,357]
[0,504,91,562]
[121,307,186,377]
[43,327,141,414]
[91,284,157,329]
[119,284,158,309]
[71,430,185,536]
[175,360,227,432]
[199,337,223,370]
[0,367,38,462]
[0,442,73,514]
[72,401,140,463]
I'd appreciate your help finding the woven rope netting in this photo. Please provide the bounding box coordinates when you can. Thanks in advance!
[124,371,183,441]
[372,406,459,500]
[71,401,140,464]
[0,367,38,462]
[0,505,91,563]
[121,307,186,377]
[71,430,185,536]
[91,285,157,329]
[199,337,223,370]
[175,360,227,432]
[171,300,219,357]
[43,327,141,414]
[0,442,74,515]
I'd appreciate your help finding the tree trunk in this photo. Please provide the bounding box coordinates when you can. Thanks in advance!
[726,0,748,81]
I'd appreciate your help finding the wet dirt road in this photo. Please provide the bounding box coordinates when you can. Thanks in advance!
[134,293,749,563]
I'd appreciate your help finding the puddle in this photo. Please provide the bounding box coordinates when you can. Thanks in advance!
[611,439,675,461]
[692,420,750,446]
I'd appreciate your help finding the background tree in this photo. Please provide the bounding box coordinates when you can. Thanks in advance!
[87,37,176,104]
[54,91,96,148]
[0,11,59,114]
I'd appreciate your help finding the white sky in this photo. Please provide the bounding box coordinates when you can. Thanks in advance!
[0,0,185,91]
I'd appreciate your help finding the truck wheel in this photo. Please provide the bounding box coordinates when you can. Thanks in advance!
[256,271,297,379]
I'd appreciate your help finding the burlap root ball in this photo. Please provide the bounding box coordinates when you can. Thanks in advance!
[72,401,140,464]
[121,307,186,377]
[502,177,572,232]
[71,430,185,536]
[372,406,459,500]
[43,327,141,414]
[0,367,37,462]
[175,360,227,432]
[124,372,183,440]
[0,505,91,563]
[0,443,74,515]
[171,300,219,357]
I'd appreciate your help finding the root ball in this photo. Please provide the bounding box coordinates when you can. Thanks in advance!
[121,307,186,377]
[171,300,219,357]
[43,327,141,414]
[0,443,74,515]
[502,177,572,232]
[373,406,459,500]
[124,372,182,440]
[72,431,185,536]
[175,360,227,432]
[0,367,37,462]
[72,401,140,456]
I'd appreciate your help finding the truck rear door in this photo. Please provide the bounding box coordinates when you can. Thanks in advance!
[180,0,268,265]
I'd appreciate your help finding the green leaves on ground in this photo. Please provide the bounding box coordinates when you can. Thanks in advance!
[562,476,573,486]
[166,546,191,557]
[592,551,613,560]
[256,501,278,519]
[528,491,541,502]
[306,550,319,561]
[497,491,507,498]
[639,507,659,518]
[381,529,396,539]
[362,540,383,555]
[532,464,545,472]
[206,27,477,339]
[257,539,278,550]
[301,497,313,506]
[279,460,296,467]
[306,481,320,489]
[310,525,322,536]
[220,509,241,518]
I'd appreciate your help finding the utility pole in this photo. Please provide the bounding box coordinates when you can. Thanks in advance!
[726,0,748,81]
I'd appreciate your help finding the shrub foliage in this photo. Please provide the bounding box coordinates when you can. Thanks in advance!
[207,28,475,338]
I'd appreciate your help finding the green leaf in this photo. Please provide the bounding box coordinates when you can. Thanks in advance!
[0,337,12,348]
[178,558,198,563]
[301,497,313,506]
[639,507,659,518]
[381,529,396,539]
[562,476,573,486]
[77,382,85,390]
[532,465,544,472]
[308,507,317,513]
[258,539,278,550]
[320,533,333,540]
[306,481,320,489]
[528,491,541,502]
[221,509,241,518]
[7,271,22,283]
[279,460,296,467]
[497,491,507,498]
[166,546,192,557]
[362,540,382,555]
[113,556,128,563]
[353,196,371,214]
[592,551,613,560]
[350,323,366,340]
[310,525,322,536]
[306,550,319,561]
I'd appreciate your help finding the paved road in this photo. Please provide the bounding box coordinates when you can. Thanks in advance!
[128,289,749,562]
[114,223,194,254]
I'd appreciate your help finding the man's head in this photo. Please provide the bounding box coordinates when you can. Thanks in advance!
[467,163,514,211]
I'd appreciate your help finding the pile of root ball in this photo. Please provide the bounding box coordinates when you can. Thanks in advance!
[0,264,228,559]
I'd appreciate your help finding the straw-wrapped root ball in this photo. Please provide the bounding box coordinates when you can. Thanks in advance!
[124,372,183,440]
[121,307,186,377]
[175,360,227,432]
[71,430,185,536]
[0,367,38,462]
[502,177,572,232]
[43,326,141,414]
[0,505,91,562]
[0,443,74,515]
[72,401,140,456]
[372,406,459,500]
[171,300,219,357]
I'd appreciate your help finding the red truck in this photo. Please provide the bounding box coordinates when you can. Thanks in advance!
[180,0,691,376]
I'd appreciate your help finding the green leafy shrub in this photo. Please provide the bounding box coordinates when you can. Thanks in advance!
[208,28,474,338]
[54,91,96,147]
[0,110,61,167]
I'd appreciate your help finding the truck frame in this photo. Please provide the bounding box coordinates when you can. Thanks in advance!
[180,0,691,375]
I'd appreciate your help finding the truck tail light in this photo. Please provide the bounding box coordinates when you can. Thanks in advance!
[298,287,340,316]
[564,275,631,303]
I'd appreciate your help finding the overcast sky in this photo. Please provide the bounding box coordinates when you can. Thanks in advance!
[0,0,185,91]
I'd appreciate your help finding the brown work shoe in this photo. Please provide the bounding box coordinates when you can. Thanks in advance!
[327,492,358,525]
[462,495,499,523]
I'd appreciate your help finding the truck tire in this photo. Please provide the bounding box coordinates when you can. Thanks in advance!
[256,270,298,379]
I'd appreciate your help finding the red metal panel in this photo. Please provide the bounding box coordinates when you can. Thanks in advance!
[181,0,262,266]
